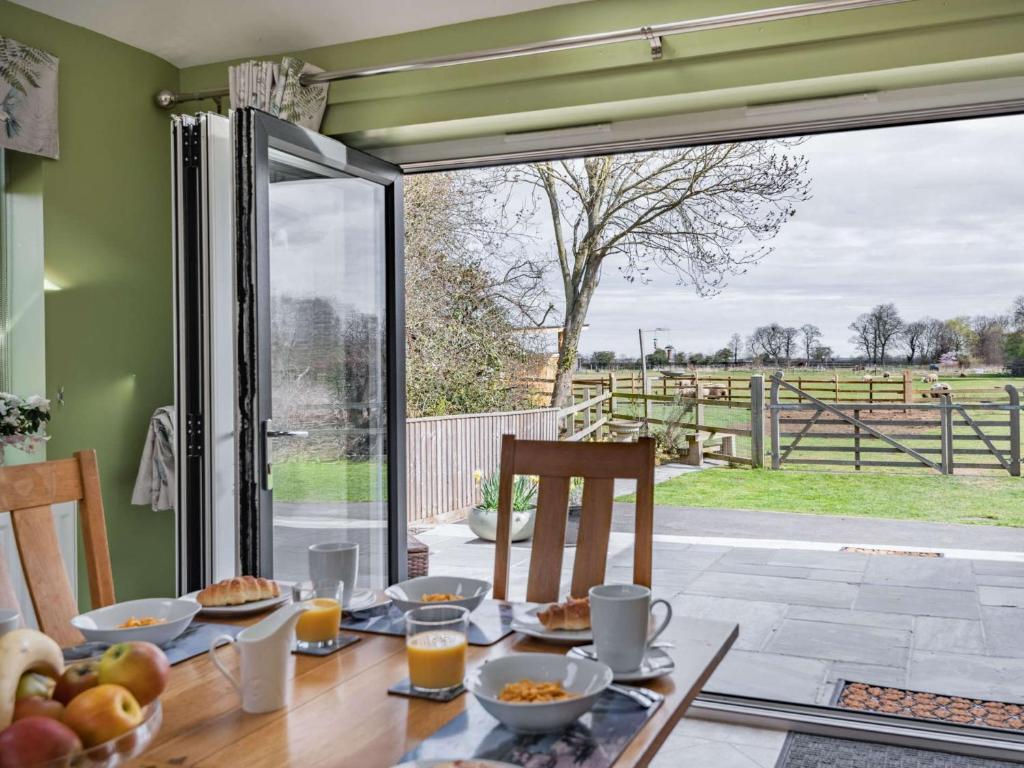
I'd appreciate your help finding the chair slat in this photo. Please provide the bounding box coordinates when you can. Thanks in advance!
[525,476,570,604]
[632,438,656,588]
[493,435,517,601]
[570,477,614,598]
[507,440,650,479]
[77,450,115,608]
[10,505,85,647]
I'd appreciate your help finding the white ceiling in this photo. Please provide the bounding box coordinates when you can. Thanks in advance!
[11,0,587,67]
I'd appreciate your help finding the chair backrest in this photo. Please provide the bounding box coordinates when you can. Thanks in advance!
[493,435,655,603]
[0,450,114,646]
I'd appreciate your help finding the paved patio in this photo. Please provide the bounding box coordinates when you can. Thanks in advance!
[416,506,1024,708]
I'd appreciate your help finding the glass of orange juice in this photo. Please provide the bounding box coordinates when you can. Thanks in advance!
[292,580,343,650]
[405,605,469,693]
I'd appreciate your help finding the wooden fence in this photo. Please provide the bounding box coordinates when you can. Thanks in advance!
[405,407,559,523]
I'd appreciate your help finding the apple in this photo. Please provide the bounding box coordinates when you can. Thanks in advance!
[61,684,142,747]
[53,662,99,705]
[0,716,82,768]
[14,670,55,700]
[97,641,169,706]
[12,695,65,721]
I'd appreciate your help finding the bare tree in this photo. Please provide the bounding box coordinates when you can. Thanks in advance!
[490,143,810,405]
[749,323,788,365]
[728,332,743,365]
[781,326,799,366]
[1012,295,1024,332]
[971,315,1006,365]
[849,303,902,364]
[901,320,928,364]
[799,324,822,362]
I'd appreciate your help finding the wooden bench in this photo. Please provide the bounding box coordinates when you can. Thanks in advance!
[684,432,737,466]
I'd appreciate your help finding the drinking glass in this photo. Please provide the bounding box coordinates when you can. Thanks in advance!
[292,580,343,651]
[405,605,469,693]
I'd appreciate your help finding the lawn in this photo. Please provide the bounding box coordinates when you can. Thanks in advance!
[624,467,1024,527]
[273,459,385,503]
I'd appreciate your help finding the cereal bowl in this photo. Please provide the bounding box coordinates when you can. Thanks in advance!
[386,576,491,614]
[466,653,612,734]
[71,598,200,646]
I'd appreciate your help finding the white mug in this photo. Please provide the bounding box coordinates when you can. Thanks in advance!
[209,603,307,713]
[0,609,20,637]
[308,542,358,606]
[589,584,672,674]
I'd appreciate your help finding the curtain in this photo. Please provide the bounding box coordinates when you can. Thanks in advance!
[229,56,328,131]
[0,37,59,159]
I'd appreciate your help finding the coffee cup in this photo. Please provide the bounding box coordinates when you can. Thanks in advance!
[308,542,358,606]
[589,584,672,674]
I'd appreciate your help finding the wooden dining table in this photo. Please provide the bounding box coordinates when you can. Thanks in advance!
[131,605,737,768]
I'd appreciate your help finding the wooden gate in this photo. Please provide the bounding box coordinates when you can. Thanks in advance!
[769,374,1021,476]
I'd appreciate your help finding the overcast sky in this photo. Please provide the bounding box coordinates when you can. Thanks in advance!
[524,114,1024,358]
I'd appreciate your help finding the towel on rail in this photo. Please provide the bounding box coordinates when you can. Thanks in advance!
[132,405,176,511]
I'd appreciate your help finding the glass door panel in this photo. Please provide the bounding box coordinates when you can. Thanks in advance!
[267,150,388,589]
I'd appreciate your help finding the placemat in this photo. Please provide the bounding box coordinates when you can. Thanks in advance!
[400,686,663,768]
[63,622,242,666]
[341,599,517,647]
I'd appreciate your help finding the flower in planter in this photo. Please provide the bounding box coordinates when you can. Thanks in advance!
[473,469,537,511]
[0,392,51,462]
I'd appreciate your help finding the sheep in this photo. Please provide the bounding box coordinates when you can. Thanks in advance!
[882,371,892,379]
[862,374,874,382]
[929,382,952,398]
[705,385,728,400]
[920,373,939,384]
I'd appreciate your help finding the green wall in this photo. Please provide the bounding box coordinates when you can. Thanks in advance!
[178,0,1024,150]
[0,1,179,604]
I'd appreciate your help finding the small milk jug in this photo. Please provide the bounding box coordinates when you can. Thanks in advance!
[209,602,309,713]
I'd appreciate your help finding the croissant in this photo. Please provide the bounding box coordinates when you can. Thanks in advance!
[537,596,590,630]
[197,575,280,607]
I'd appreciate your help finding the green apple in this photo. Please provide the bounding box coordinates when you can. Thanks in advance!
[97,642,169,706]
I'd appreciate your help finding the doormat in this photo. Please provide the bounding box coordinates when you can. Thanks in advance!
[836,681,1023,730]
[840,546,942,557]
[776,732,1020,768]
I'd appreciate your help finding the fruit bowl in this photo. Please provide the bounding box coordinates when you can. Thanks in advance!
[35,700,161,768]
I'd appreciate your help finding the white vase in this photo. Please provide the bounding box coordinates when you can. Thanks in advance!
[467,506,536,542]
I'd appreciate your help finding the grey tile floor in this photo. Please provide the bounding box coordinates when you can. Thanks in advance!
[417,521,1024,708]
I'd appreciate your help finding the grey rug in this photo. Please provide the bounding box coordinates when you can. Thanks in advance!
[777,733,1020,767]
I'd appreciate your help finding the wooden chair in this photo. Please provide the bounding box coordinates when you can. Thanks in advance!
[0,450,115,646]
[493,435,655,603]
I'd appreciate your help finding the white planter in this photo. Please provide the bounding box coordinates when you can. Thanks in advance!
[468,505,536,542]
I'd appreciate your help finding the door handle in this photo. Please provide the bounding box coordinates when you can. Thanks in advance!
[260,420,309,492]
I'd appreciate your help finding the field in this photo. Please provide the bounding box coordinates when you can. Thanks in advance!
[623,467,1024,527]
[273,459,385,503]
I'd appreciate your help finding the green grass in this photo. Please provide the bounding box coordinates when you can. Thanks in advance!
[623,467,1024,527]
[273,460,385,503]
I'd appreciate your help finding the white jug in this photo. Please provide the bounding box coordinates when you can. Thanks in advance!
[209,602,309,713]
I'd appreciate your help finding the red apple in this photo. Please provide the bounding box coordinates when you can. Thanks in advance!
[97,641,169,706]
[12,695,65,721]
[0,716,82,768]
[53,662,99,705]
[14,671,55,700]
[61,684,142,747]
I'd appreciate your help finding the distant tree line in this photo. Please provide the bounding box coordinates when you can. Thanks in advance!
[582,296,1024,371]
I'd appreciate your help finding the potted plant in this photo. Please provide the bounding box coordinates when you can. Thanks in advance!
[468,470,537,542]
[0,393,50,465]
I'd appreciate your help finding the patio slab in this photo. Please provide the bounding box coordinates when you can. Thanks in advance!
[687,571,859,608]
[765,619,910,667]
[854,584,981,619]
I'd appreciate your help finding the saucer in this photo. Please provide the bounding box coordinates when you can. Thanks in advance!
[566,644,675,682]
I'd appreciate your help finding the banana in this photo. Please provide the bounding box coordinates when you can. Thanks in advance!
[0,629,65,728]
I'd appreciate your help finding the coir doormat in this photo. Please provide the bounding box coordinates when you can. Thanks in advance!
[836,681,1023,730]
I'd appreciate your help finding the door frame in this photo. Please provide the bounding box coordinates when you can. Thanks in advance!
[233,108,407,583]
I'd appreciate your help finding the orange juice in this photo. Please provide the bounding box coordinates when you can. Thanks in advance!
[296,598,341,643]
[406,629,467,690]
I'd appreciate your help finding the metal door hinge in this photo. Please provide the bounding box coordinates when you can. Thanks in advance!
[185,412,204,458]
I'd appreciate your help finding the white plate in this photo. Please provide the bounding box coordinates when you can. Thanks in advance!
[346,587,377,611]
[72,598,200,646]
[510,605,592,645]
[567,645,675,682]
[181,588,289,617]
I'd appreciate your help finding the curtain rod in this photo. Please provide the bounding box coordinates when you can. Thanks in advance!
[154,0,909,109]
